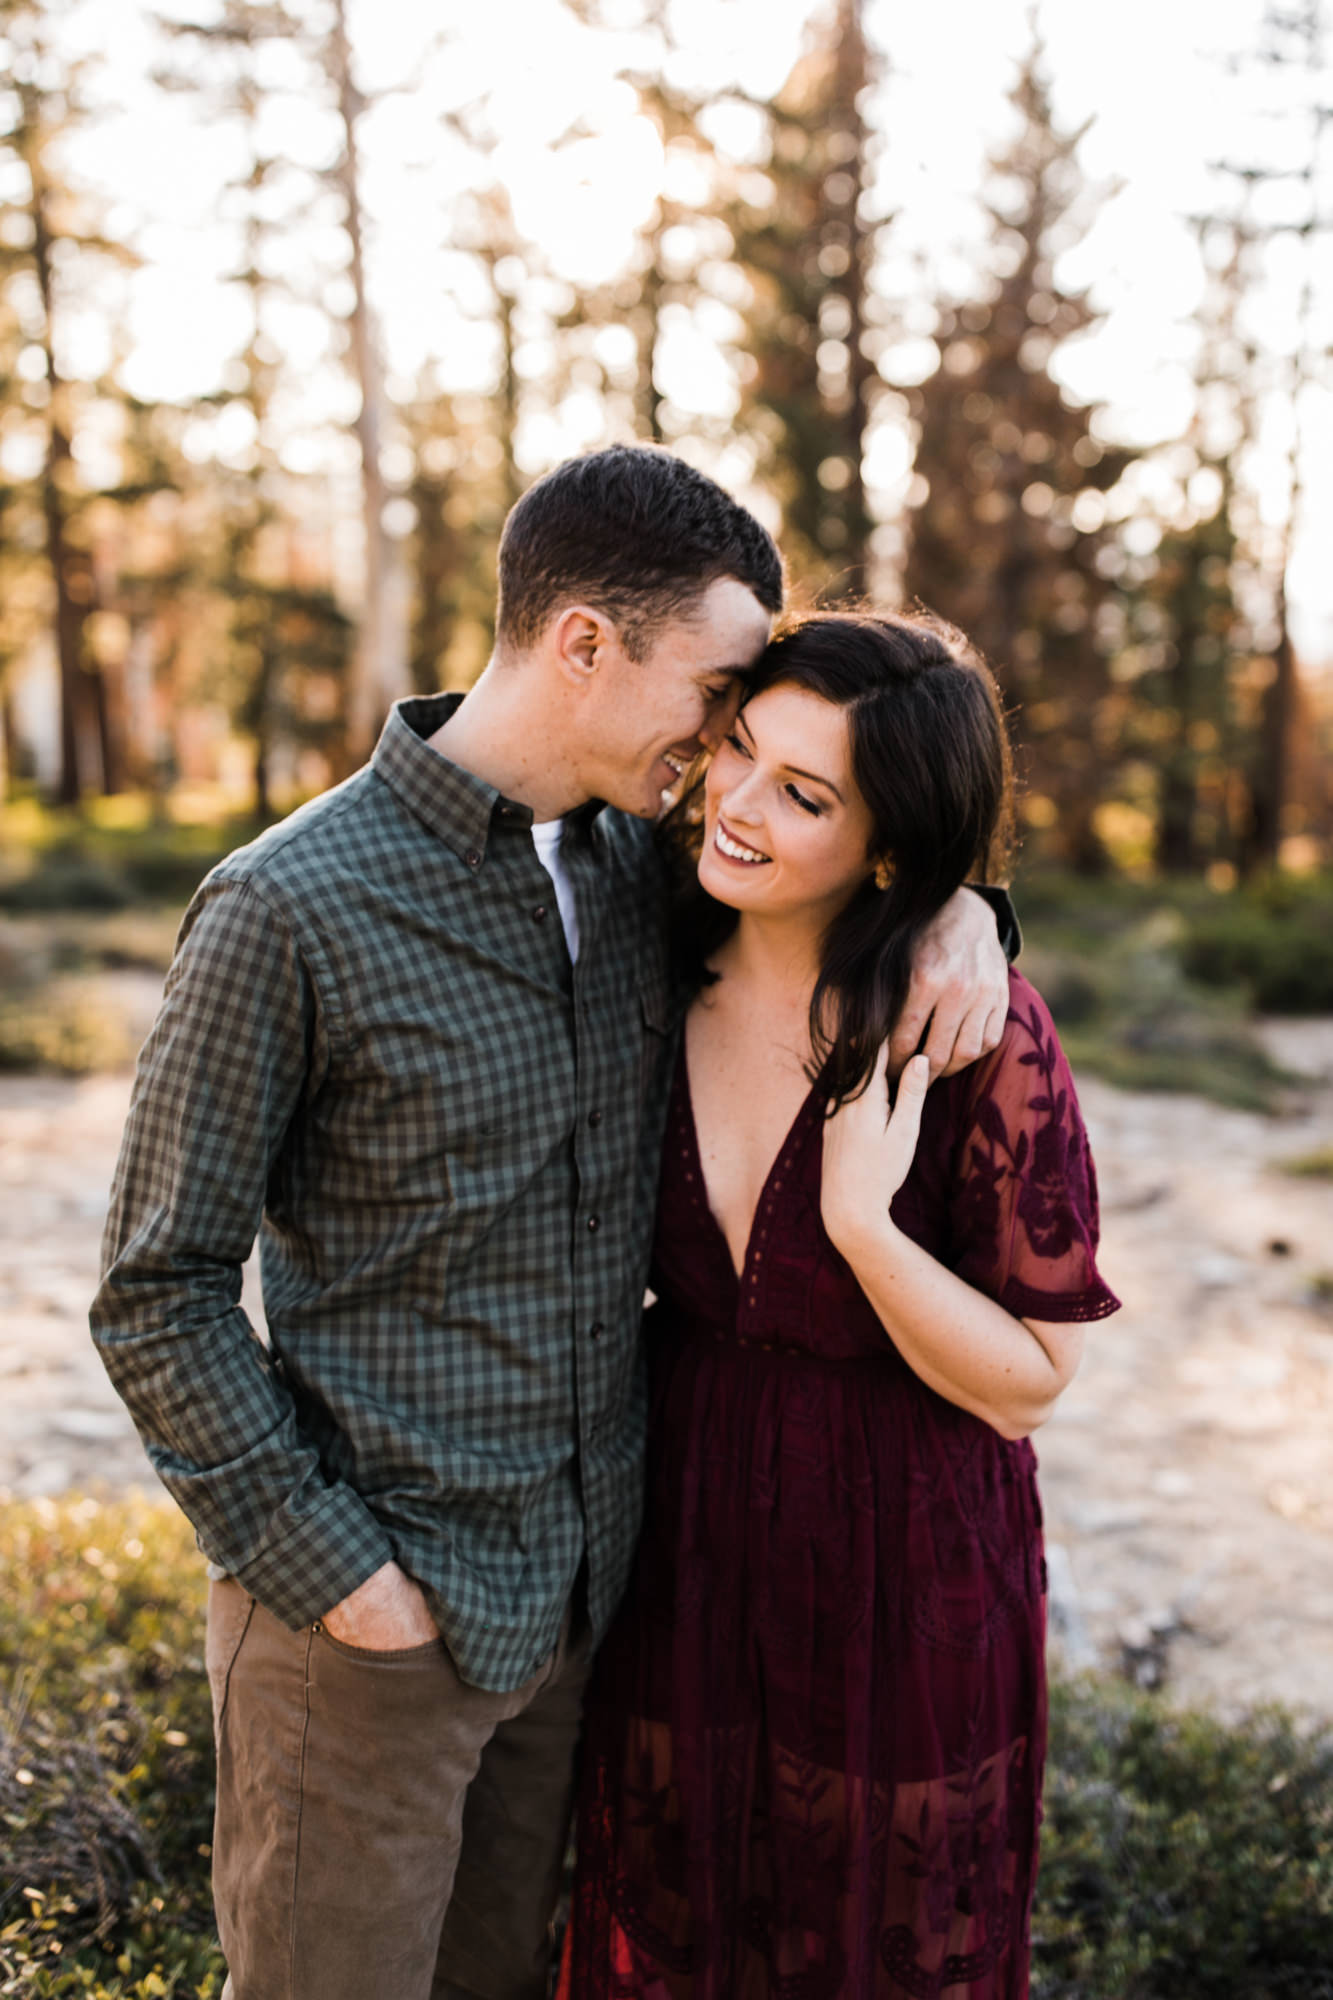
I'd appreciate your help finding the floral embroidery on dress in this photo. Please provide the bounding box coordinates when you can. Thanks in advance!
[560,973,1118,1999]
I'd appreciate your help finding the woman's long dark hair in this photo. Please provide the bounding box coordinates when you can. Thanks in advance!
[661,608,1016,1109]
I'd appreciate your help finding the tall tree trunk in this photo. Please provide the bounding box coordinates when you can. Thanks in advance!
[1241,583,1296,873]
[636,233,666,443]
[496,274,522,515]
[0,683,19,796]
[329,0,410,759]
[831,0,873,597]
[32,173,89,806]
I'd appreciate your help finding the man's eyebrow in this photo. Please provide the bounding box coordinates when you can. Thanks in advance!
[735,712,844,801]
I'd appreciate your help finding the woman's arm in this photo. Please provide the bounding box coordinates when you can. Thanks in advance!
[821,1052,1084,1440]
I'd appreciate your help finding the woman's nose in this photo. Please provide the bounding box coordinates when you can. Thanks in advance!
[721,772,765,824]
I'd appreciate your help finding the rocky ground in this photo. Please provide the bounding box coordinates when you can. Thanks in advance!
[2,975,1330,1715]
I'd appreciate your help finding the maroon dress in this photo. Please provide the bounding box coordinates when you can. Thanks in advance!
[563,972,1119,1999]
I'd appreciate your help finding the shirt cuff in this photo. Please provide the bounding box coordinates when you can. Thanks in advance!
[215,1481,397,1631]
[967,882,1022,964]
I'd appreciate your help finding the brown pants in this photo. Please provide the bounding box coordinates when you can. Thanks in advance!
[206,1576,592,2000]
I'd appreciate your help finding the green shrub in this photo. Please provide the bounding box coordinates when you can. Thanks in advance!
[0,1495,223,1996]
[1279,1147,1333,1180]
[4,1497,1332,1996]
[0,857,134,915]
[1183,901,1333,1014]
[0,811,253,919]
[1013,869,1333,1107]
[0,997,130,1076]
[1036,1677,1333,1998]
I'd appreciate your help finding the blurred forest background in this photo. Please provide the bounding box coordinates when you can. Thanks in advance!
[5,7,1333,1991]
[2,0,1333,1076]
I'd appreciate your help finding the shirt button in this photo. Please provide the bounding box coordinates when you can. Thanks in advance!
[589,1321,604,1341]
[588,1109,603,1128]
[532,905,548,922]
[586,1214,601,1233]
[465,848,481,870]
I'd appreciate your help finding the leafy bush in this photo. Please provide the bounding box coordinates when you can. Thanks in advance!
[1279,1147,1333,1180]
[1036,1677,1333,1998]
[0,1495,223,1997]
[0,996,130,1077]
[0,807,254,918]
[0,856,135,915]
[1018,883,1294,1111]
[4,1497,1332,1996]
[1183,882,1333,1014]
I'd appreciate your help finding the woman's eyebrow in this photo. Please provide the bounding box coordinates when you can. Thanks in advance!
[736,713,844,801]
[785,763,844,802]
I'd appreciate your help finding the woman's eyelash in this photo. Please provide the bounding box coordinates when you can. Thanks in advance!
[786,784,822,816]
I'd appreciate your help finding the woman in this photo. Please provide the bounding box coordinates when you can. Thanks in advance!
[562,611,1119,1999]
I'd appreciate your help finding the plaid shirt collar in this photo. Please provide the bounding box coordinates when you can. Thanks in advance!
[374,694,606,867]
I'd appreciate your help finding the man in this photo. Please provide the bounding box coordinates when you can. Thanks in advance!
[92,446,1011,2000]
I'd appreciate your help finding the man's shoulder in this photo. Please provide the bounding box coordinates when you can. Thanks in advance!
[207,768,387,908]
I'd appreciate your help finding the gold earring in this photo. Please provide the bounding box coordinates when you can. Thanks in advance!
[873,858,894,892]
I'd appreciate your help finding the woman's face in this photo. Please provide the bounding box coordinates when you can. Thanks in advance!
[697,682,881,928]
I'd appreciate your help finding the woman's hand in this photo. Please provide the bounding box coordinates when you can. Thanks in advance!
[821,1046,930,1254]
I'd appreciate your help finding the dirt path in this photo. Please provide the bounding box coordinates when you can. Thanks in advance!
[3,981,1330,1714]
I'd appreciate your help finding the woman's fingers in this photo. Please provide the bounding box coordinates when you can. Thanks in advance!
[889,1052,930,1151]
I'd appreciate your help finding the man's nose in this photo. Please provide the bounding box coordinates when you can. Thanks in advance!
[698,686,742,752]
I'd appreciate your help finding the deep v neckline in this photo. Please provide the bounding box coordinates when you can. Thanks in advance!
[677,1049,822,1292]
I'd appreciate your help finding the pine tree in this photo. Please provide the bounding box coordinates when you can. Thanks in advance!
[400,377,512,696]
[727,0,880,595]
[0,0,133,802]
[902,34,1130,872]
[1211,1,1332,874]
[157,1,352,815]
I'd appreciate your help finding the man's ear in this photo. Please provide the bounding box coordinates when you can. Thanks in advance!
[551,606,611,686]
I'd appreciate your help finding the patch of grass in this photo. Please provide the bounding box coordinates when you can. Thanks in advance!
[0,1494,223,1997]
[1278,1147,1333,1180]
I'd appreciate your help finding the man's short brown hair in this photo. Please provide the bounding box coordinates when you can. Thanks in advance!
[495,445,784,660]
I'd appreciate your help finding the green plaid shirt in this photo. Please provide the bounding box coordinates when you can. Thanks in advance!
[92,696,677,1691]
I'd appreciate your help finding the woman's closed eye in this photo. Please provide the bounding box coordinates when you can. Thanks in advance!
[785,783,823,816]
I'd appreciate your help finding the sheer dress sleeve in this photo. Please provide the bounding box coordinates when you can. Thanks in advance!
[947,970,1121,1325]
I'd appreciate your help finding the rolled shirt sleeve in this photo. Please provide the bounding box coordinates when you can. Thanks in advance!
[91,879,394,1628]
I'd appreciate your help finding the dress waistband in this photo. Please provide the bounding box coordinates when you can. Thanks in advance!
[697,1322,884,1365]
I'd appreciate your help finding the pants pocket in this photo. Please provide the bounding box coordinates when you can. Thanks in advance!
[310,1623,448,1668]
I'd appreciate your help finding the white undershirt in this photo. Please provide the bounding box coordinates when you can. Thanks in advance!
[530,818,580,963]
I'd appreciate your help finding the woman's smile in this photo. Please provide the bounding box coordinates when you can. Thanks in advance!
[713,818,771,866]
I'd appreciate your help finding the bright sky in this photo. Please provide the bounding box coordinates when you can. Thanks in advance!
[40,0,1333,658]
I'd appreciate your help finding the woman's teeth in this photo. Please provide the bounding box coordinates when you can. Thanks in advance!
[715,825,770,865]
